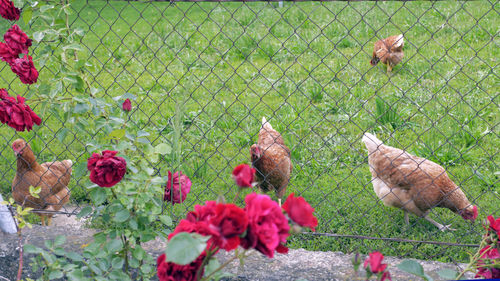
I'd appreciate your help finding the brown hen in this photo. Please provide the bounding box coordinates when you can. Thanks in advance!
[250,117,292,206]
[370,34,404,74]
[362,133,477,231]
[11,139,72,226]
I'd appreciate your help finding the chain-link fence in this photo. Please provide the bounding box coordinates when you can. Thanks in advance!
[1,0,498,263]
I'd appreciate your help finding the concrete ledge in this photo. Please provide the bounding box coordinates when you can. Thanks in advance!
[0,215,474,280]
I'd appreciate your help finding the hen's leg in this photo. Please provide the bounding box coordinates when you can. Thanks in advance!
[387,64,393,74]
[47,216,52,226]
[278,198,282,207]
[404,211,409,225]
[423,213,456,232]
[40,215,46,226]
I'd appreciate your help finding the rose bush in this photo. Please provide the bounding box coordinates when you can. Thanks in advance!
[155,164,319,280]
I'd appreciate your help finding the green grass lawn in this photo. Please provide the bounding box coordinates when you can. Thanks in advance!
[1,1,498,263]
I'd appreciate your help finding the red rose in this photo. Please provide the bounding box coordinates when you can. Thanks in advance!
[364,251,387,274]
[209,203,248,251]
[10,55,38,84]
[479,246,500,260]
[183,201,248,251]
[0,0,20,21]
[4,25,32,55]
[240,193,290,258]
[282,193,318,231]
[186,201,217,223]
[0,90,41,132]
[0,42,17,64]
[122,98,131,112]
[476,267,500,279]
[156,252,205,281]
[232,164,255,188]
[487,215,500,237]
[87,150,127,187]
[164,171,191,205]
[381,271,392,281]
[168,219,220,251]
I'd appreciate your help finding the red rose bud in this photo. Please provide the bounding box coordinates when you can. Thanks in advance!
[364,251,387,274]
[122,98,131,112]
[87,150,127,187]
[11,55,38,84]
[240,193,290,258]
[282,193,318,231]
[0,42,17,64]
[156,252,206,281]
[0,0,20,21]
[163,171,191,205]
[0,89,41,132]
[4,25,32,55]
[232,164,255,188]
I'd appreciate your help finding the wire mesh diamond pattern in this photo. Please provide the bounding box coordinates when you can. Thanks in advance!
[0,0,498,262]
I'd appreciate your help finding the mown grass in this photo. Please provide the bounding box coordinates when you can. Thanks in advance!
[1,1,498,262]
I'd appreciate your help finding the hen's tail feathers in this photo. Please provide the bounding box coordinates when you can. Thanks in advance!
[362,133,383,154]
[394,34,404,48]
[262,117,273,130]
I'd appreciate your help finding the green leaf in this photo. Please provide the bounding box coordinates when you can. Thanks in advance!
[165,233,207,265]
[74,162,87,179]
[106,239,123,253]
[397,260,429,280]
[48,270,64,279]
[132,247,145,261]
[32,31,44,43]
[109,270,130,280]
[107,129,126,140]
[90,188,107,205]
[67,269,85,281]
[437,269,458,280]
[137,130,150,137]
[24,244,41,254]
[62,43,84,52]
[40,4,54,13]
[56,128,70,143]
[54,235,66,247]
[22,6,32,25]
[66,252,84,262]
[111,257,124,269]
[74,103,90,114]
[129,218,138,230]
[154,143,171,155]
[74,76,85,93]
[77,206,93,218]
[114,209,130,223]
[159,215,172,226]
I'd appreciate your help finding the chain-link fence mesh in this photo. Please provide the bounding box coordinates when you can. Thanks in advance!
[1,0,498,263]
